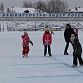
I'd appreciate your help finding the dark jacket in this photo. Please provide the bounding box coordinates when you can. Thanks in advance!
[72,38,82,55]
[64,24,76,42]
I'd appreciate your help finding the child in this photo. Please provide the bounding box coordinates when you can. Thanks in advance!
[70,34,83,67]
[43,26,52,56]
[74,28,78,37]
[21,32,33,58]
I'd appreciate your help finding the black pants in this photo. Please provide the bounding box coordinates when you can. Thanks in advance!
[73,53,83,66]
[64,42,69,53]
[44,45,51,56]
[64,41,73,53]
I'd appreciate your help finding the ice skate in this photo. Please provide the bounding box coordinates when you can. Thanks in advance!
[71,64,77,68]
[64,52,68,55]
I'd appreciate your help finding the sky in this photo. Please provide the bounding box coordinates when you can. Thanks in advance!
[0,0,83,9]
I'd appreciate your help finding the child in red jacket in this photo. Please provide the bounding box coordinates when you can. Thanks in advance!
[43,26,52,56]
[21,32,33,58]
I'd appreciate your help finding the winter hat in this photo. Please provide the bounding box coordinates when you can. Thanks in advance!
[66,23,71,28]
[24,31,28,35]
[66,23,71,27]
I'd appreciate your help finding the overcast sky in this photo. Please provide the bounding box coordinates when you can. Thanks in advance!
[0,0,83,9]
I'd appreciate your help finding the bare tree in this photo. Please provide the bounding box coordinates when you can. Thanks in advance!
[59,0,69,12]
[23,1,33,8]
[46,0,68,13]
[34,1,47,13]
[47,0,56,13]
[22,0,68,13]
[0,2,4,12]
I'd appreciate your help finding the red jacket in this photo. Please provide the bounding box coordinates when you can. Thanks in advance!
[43,31,52,45]
[21,34,30,47]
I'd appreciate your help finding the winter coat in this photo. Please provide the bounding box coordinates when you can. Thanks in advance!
[21,34,30,47]
[72,38,82,55]
[64,27,76,42]
[43,31,52,45]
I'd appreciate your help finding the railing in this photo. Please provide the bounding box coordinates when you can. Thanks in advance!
[0,12,83,21]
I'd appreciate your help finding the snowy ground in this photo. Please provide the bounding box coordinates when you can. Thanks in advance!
[1,21,83,32]
[0,31,83,83]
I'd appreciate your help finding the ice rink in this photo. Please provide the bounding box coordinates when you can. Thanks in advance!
[0,31,83,83]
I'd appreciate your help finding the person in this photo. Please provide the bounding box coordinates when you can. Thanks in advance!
[74,28,78,37]
[70,34,83,67]
[43,26,52,56]
[21,32,33,58]
[64,23,77,55]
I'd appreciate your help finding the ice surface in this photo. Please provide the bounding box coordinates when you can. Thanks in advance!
[0,31,83,83]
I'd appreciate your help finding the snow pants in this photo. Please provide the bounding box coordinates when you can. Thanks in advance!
[44,45,51,56]
[73,50,83,66]
[22,46,29,56]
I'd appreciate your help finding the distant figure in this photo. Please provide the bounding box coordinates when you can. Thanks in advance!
[43,26,52,56]
[21,32,33,58]
[64,23,77,55]
[70,34,83,67]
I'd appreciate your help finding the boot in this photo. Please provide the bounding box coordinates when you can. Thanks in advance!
[64,52,68,55]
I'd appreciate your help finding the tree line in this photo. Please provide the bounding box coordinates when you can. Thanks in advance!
[23,0,68,13]
[0,0,69,13]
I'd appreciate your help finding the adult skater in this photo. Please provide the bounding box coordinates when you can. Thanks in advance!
[21,32,33,58]
[70,34,83,67]
[43,26,52,56]
[64,23,77,55]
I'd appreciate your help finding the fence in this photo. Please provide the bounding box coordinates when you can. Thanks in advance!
[0,12,83,32]
[0,12,83,21]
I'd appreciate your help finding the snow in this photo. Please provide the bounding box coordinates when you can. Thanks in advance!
[4,7,37,13]
[0,30,83,83]
[71,7,83,12]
